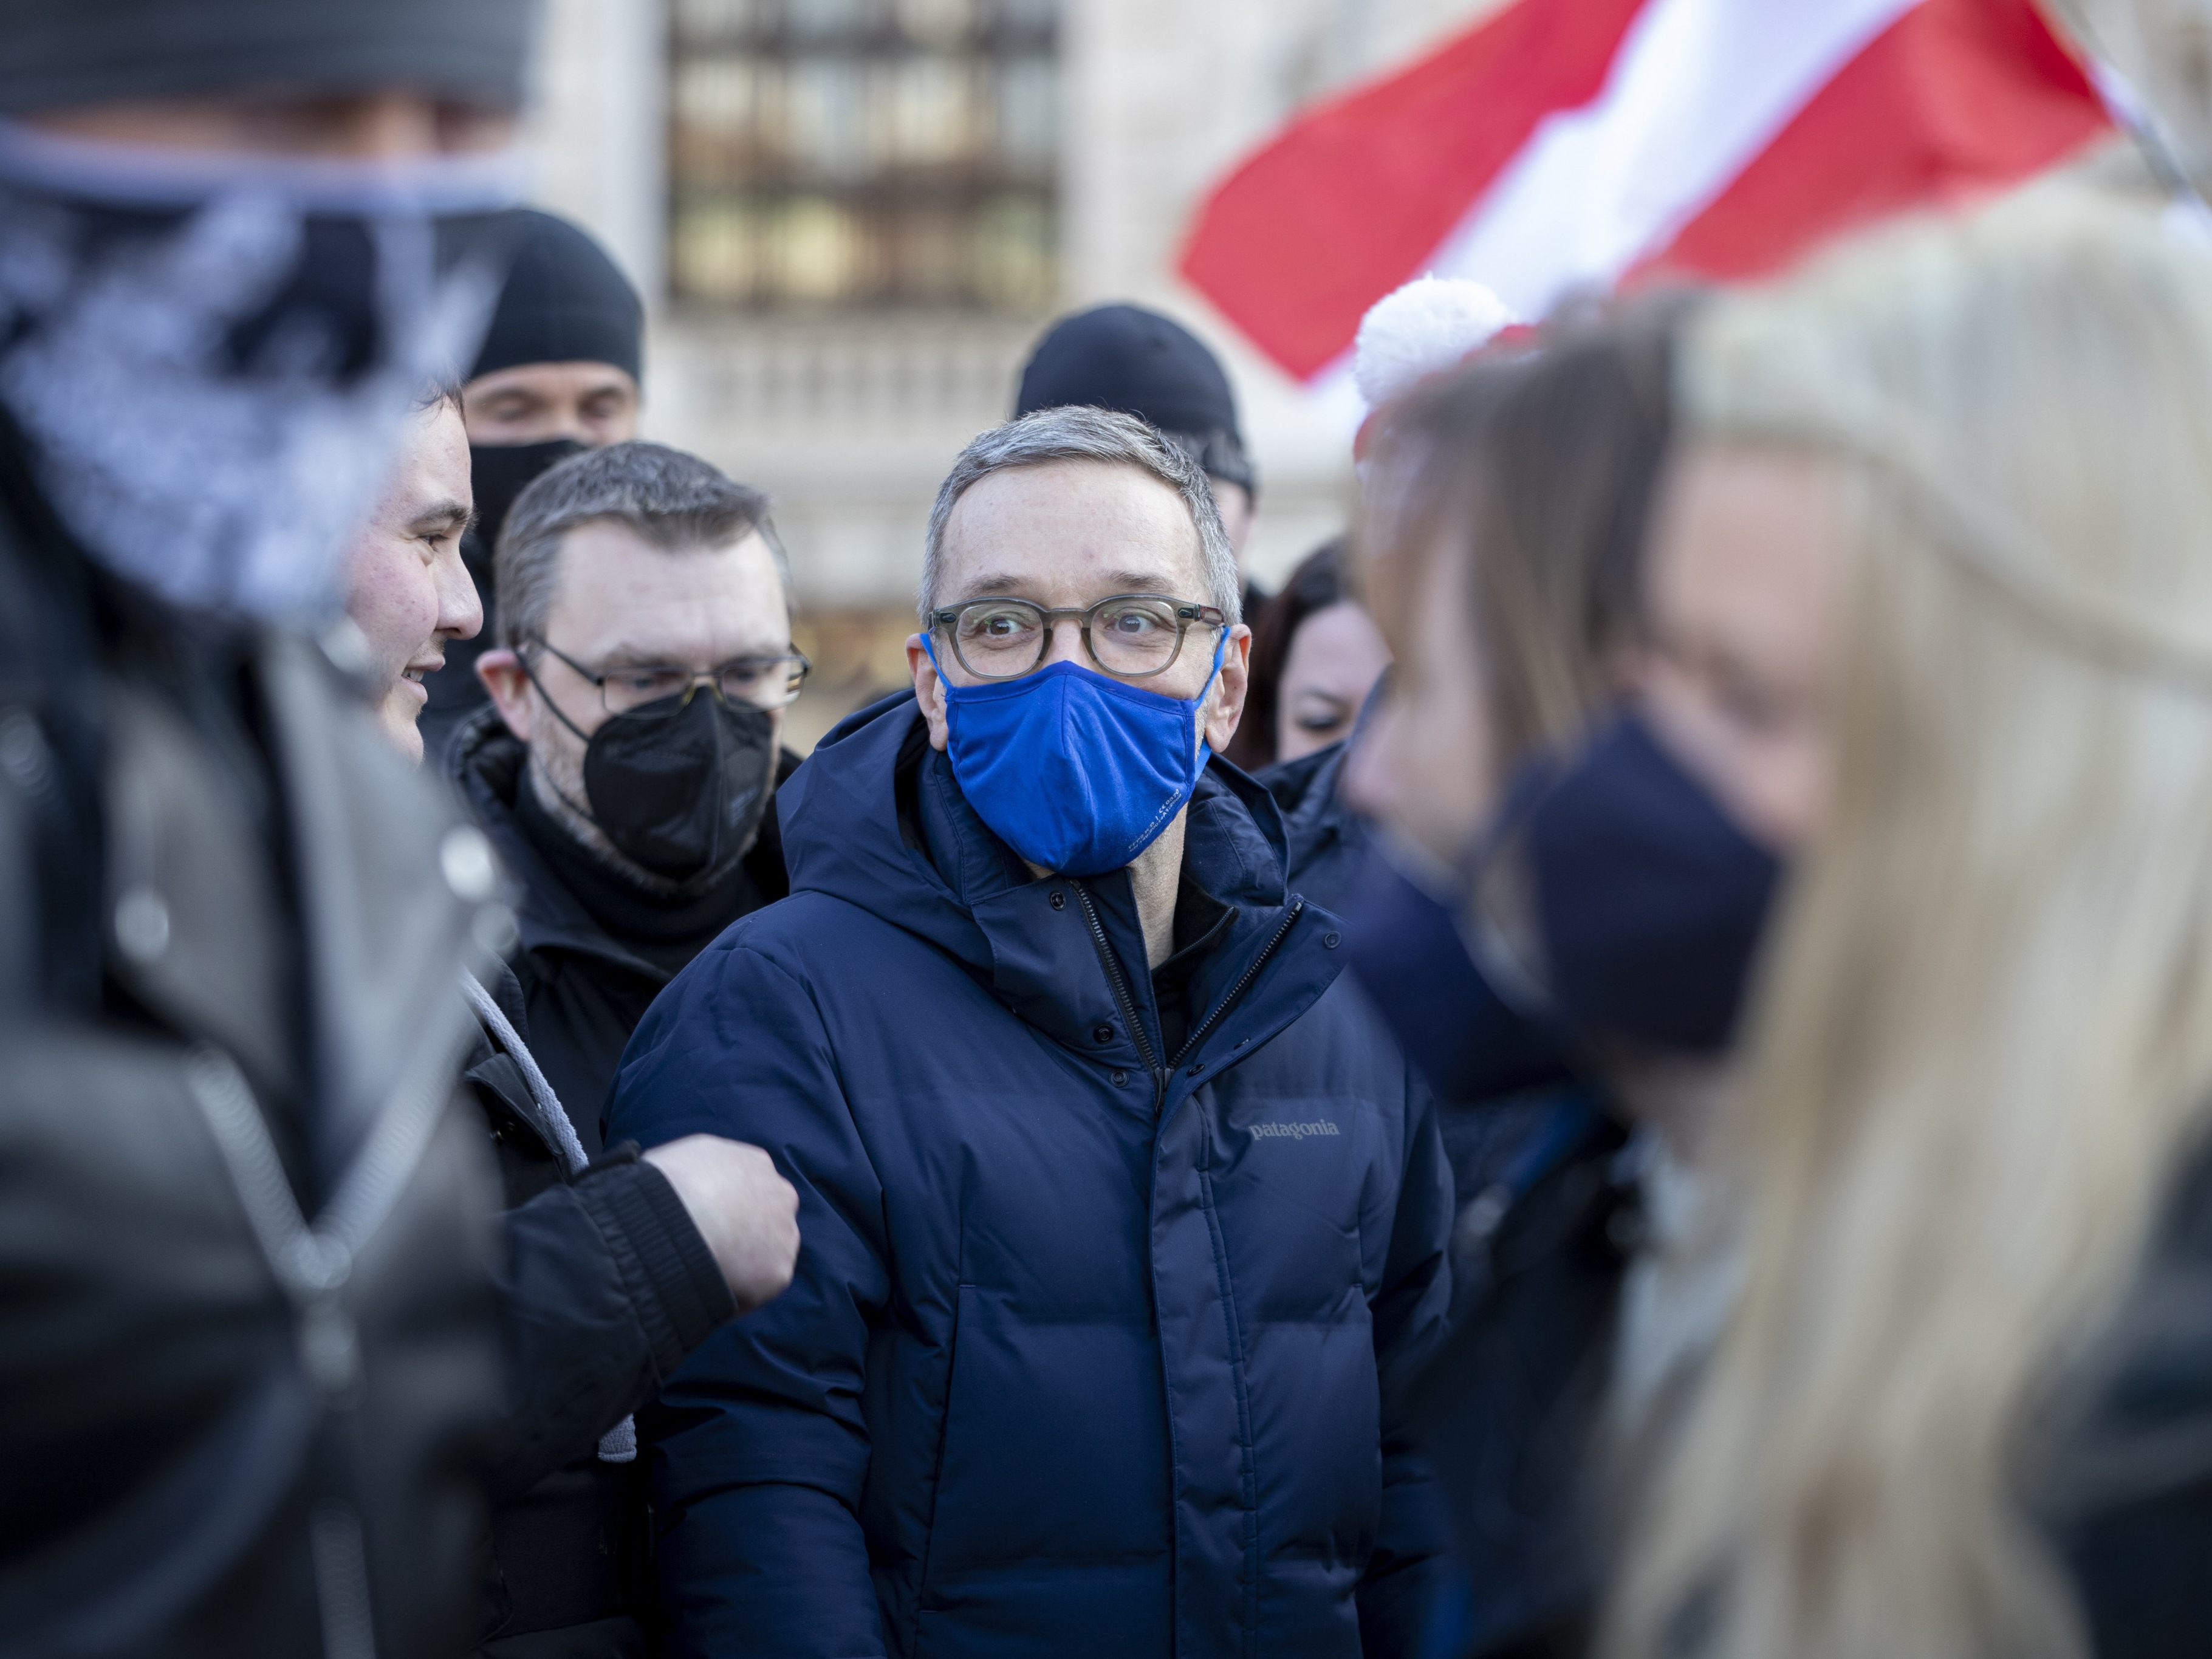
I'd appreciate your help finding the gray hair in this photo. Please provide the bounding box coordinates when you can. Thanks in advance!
[495,440,786,650]
[919,406,1242,626]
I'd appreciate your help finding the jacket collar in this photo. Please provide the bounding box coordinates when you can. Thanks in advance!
[1262,739,1353,884]
[453,705,661,978]
[783,691,1347,1102]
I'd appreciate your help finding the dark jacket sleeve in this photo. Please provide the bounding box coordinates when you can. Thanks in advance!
[606,940,891,1659]
[464,986,739,1496]
[489,1155,736,1499]
[484,1159,734,1504]
[1358,1067,1456,1658]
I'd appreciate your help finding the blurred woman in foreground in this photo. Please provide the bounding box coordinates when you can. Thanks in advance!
[1344,299,1704,1659]
[1608,194,2212,1659]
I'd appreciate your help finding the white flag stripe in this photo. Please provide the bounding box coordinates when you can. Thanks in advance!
[1428,0,1923,319]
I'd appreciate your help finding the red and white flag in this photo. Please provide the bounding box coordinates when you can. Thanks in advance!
[1179,0,2111,388]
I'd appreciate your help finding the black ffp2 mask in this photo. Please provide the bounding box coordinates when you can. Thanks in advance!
[469,437,585,555]
[579,691,779,884]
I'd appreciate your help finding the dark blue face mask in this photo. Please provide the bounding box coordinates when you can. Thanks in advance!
[1487,709,1784,1055]
[922,633,1225,876]
[1339,843,1574,1103]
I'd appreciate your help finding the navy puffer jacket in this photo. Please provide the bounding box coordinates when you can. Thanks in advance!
[607,692,1452,1658]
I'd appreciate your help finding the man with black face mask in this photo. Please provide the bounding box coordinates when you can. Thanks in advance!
[419,207,643,763]
[0,1,535,1652]
[456,440,806,1140]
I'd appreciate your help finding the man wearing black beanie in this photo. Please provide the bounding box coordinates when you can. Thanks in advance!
[1015,303,1269,613]
[419,207,645,762]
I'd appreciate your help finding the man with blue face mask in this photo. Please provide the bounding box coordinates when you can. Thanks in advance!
[607,406,1454,1659]
[0,2,537,1654]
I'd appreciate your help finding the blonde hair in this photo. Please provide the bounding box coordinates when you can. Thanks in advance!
[1605,193,2212,1659]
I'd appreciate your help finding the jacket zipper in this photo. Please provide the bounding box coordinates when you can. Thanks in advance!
[1069,882,1306,1658]
[1169,897,1304,1073]
[1071,880,1168,1112]
[183,1035,465,1659]
[1070,884,1306,1109]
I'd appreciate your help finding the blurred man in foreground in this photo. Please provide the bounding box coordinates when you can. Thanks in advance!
[340,392,800,1655]
[420,208,646,761]
[460,442,807,1136]
[0,1,536,1650]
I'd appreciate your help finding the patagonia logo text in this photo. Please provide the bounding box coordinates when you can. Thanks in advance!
[1250,1120,1341,1141]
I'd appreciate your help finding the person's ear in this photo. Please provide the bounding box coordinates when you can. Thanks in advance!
[478,648,535,742]
[906,634,950,753]
[1201,624,1252,754]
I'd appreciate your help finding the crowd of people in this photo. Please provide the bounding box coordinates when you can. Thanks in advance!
[7,2,2212,1658]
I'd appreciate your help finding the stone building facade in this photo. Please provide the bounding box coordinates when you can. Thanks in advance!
[523,0,1496,744]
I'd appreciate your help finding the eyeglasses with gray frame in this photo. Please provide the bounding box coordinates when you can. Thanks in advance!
[928,593,1227,681]
[529,638,812,717]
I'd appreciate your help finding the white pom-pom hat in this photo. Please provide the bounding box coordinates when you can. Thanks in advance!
[1352,275,1516,409]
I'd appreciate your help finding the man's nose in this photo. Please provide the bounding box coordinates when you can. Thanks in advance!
[1039,616,1085,669]
[439,549,485,641]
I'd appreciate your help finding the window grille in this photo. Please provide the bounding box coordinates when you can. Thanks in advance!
[671,0,1061,310]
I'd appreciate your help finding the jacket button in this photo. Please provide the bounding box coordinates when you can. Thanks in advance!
[1323,931,1341,949]
[1092,1022,1114,1044]
[1049,891,1066,910]
[1111,1069,1129,1087]
[1187,1063,1203,1077]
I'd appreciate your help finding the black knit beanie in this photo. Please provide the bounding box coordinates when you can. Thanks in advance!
[468,208,643,386]
[0,0,537,114]
[1015,303,1256,497]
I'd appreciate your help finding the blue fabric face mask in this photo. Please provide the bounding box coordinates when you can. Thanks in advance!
[922,634,1226,876]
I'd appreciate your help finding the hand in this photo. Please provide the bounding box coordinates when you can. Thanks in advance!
[642,1135,801,1312]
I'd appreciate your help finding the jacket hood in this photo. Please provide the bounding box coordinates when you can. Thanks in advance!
[1261,739,1354,888]
[778,691,1335,1083]
[451,703,634,970]
[781,689,1296,956]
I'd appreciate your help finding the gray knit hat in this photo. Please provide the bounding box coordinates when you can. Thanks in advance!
[0,0,539,115]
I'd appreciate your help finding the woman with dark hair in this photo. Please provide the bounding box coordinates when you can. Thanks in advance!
[1341,296,1694,1659]
[1225,537,1389,772]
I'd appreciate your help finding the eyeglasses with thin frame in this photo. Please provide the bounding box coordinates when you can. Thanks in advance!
[927,593,1227,682]
[528,638,812,717]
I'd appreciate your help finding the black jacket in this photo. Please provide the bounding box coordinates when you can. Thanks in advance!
[2044,1138,2212,1659]
[459,969,734,1657]
[1415,1113,2212,1659]
[0,423,504,1655]
[451,707,796,1149]
[1406,1092,1631,1659]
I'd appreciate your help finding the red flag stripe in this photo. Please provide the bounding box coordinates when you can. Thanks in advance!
[1176,0,1650,383]
[1631,0,2106,286]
